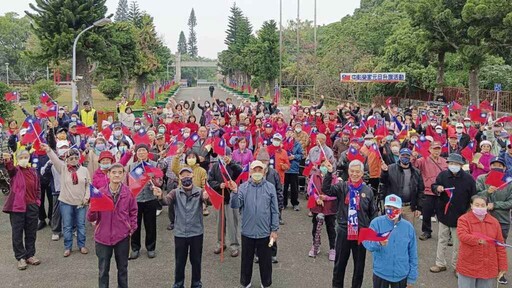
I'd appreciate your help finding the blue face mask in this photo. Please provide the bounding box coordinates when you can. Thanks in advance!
[386,135,393,141]
[319,166,328,175]
[399,156,410,165]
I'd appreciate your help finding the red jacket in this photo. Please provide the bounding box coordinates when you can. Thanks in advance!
[3,162,40,213]
[456,212,508,279]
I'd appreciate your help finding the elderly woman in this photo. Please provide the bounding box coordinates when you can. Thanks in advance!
[456,195,508,287]
[42,143,91,257]
[2,150,41,270]
[470,140,494,179]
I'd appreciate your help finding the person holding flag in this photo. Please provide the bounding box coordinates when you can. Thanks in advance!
[207,147,242,257]
[87,163,138,288]
[430,153,476,274]
[362,194,418,288]
[456,195,508,287]
[322,159,378,288]
[230,160,279,288]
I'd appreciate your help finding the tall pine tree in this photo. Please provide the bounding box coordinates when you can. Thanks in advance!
[187,8,198,58]
[177,31,187,54]
[128,1,143,28]
[225,3,243,46]
[114,0,129,22]
[26,0,108,106]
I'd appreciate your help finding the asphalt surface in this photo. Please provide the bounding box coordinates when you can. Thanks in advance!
[0,87,507,288]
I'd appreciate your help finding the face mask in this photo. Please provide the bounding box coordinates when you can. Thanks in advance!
[58,149,68,156]
[436,129,443,134]
[239,126,246,132]
[448,164,461,174]
[319,166,328,175]
[95,143,106,151]
[186,158,197,166]
[431,122,437,127]
[119,146,127,153]
[100,163,111,170]
[213,108,218,112]
[364,140,373,147]
[113,130,122,137]
[492,167,505,173]
[181,177,193,187]
[272,140,281,147]
[183,133,190,138]
[472,207,487,217]
[71,117,77,122]
[251,172,264,182]
[386,135,394,141]
[205,103,210,107]
[134,125,141,131]
[18,159,30,168]
[400,157,410,165]
[158,128,165,134]
[391,146,400,154]
[295,128,302,133]
[385,208,400,220]
[464,122,471,128]
[456,128,463,134]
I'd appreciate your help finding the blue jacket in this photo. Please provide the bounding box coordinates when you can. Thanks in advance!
[363,215,418,284]
[286,140,303,174]
[499,151,512,179]
[230,179,279,239]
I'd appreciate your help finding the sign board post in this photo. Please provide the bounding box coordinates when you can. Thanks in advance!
[495,83,502,118]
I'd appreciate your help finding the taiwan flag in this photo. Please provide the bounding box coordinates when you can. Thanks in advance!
[235,164,250,184]
[40,91,51,104]
[444,187,455,215]
[143,161,164,178]
[141,90,147,106]
[347,146,365,163]
[307,181,320,209]
[303,159,314,177]
[205,182,224,210]
[460,140,476,161]
[132,128,151,146]
[185,133,200,148]
[128,162,151,197]
[4,91,18,101]
[89,184,114,212]
[214,138,227,156]
[166,140,180,157]
[218,158,232,184]
[150,84,156,100]
[451,101,463,111]
[480,100,493,112]
[358,227,393,244]
[385,97,392,107]
[484,170,512,188]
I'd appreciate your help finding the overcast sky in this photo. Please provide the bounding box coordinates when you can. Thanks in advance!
[1,0,360,59]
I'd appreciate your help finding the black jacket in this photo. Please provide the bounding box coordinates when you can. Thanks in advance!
[322,172,378,230]
[265,168,284,210]
[380,163,424,211]
[207,161,242,204]
[432,170,477,227]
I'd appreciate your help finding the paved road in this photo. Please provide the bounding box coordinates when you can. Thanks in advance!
[0,87,505,287]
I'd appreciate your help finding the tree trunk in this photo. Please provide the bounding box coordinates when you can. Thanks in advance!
[435,51,445,96]
[120,67,130,99]
[469,67,479,105]
[76,52,92,107]
[135,75,145,99]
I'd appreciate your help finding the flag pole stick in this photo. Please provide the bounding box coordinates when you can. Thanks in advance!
[221,188,225,263]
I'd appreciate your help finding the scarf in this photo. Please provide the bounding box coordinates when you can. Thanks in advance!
[67,164,79,185]
[346,180,363,241]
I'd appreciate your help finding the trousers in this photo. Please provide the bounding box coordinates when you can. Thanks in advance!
[283,173,299,207]
[10,204,38,260]
[421,195,436,235]
[51,195,62,234]
[174,235,203,288]
[241,235,272,287]
[131,200,157,252]
[372,274,407,288]
[216,206,240,251]
[96,237,129,288]
[312,213,336,249]
[332,227,367,288]
[435,222,459,269]
[457,273,494,288]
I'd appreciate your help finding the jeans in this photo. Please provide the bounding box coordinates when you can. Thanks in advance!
[332,227,367,288]
[372,274,407,288]
[96,237,129,288]
[457,273,494,288]
[10,204,38,260]
[435,222,459,269]
[60,202,86,250]
[283,173,299,207]
[241,235,272,287]
[174,235,203,288]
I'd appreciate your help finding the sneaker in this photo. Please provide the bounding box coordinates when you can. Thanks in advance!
[499,275,508,285]
[37,221,47,231]
[419,233,432,241]
[156,209,162,216]
[308,246,318,258]
[203,208,210,216]
[431,216,437,223]
[272,256,278,263]
[79,247,89,254]
[308,211,313,217]
[293,205,300,211]
[129,250,139,260]
[448,238,453,246]
[17,259,27,270]
[51,234,60,241]
[254,256,259,263]
[279,218,285,225]
[328,249,335,261]
[147,251,156,258]
[429,265,447,273]
[26,257,41,265]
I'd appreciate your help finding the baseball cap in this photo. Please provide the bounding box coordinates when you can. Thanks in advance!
[272,133,283,141]
[250,160,266,170]
[179,167,193,174]
[490,157,506,167]
[56,140,69,149]
[431,141,442,149]
[399,148,412,156]
[384,194,402,209]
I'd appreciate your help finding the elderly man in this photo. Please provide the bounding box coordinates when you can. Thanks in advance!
[231,160,279,288]
[413,141,448,241]
[323,160,378,288]
[430,153,476,274]
[308,133,336,165]
[380,148,424,224]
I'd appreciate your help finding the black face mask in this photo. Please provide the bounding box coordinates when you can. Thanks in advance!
[181,177,193,188]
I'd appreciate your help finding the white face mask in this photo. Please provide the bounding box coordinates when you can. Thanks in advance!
[272,140,281,147]
[134,125,141,131]
[18,159,30,168]
[436,129,443,134]
[113,130,122,137]
[364,140,373,147]
[183,133,190,138]
[295,128,302,133]
[448,164,461,174]
[456,128,463,133]
[239,126,246,132]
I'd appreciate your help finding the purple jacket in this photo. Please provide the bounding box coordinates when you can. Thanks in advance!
[471,152,494,180]
[87,184,138,246]
[3,162,40,213]
[232,148,254,167]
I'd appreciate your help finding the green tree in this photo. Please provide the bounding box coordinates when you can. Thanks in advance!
[187,8,198,58]
[177,31,187,54]
[0,13,32,81]
[128,1,143,28]
[225,3,244,46]
[133,14,159,95]
[26,0,109,106]
[98,79,123,100]
[115,0,129,22]
[28,80,60,105]
[0,82,15,119]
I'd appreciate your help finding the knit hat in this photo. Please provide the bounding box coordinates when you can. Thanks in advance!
[135,143,149,153]
[98,151,115,163]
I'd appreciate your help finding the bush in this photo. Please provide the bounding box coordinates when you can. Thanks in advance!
[281,88,292,104]
[98,79,123,100]
[0,82,15,119]
[28,80,60,105]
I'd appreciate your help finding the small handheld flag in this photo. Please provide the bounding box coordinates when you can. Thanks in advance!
[358,227,392,244]
[89,184,114,212]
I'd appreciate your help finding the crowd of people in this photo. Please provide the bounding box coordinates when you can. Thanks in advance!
[0,89,511,288]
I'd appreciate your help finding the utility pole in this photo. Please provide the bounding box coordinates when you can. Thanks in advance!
[279,0,282,91]
[296,0,300,100]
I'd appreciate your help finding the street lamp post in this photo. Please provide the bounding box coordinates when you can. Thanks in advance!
[5,63,9,85]
[166,59,171,80]
[72,17,111,109]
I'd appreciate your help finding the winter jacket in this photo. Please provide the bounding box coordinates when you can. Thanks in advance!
[499,151,512,179]
[380,164,424,211]
[292,131,310,154]
[285,140,303,174]
[93,169,110,190]
[413,156,448,196]
[86,184,138,246]
[456,212,508,279]
[171,157,206,189]
[332,138,350,161]
[360,144,381,179]
[265,167,284,210]
[322,172,378,230]
[470,152,494,180]
[160,186,205,238]
[231,148,254,167]
[363,215,418,285]
[476,173,512,227]
[265,146,290,183]
[207,161,242,204]
[2,162,41,213]
[309,169,338,215]
[432,170,477,227]
[230,179,280,239]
